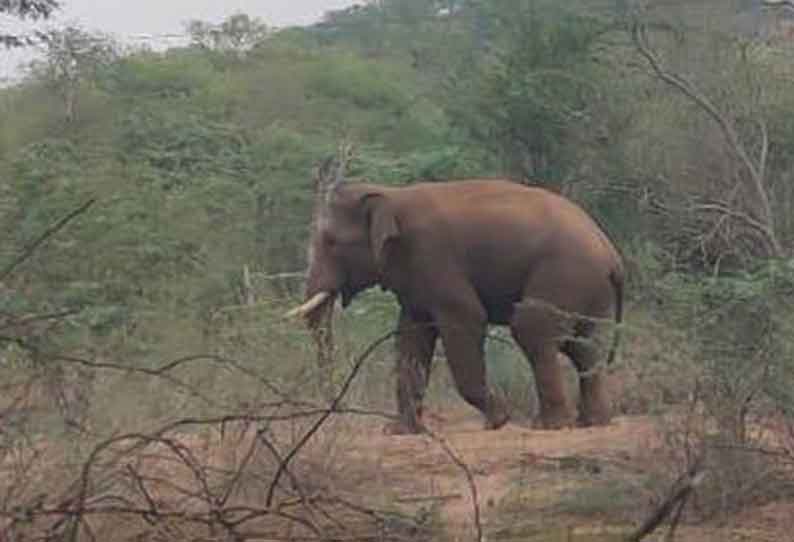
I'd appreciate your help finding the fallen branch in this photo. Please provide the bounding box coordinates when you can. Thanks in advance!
[626,461,706,542]
[395,494,463,504]
[425,430,483,542]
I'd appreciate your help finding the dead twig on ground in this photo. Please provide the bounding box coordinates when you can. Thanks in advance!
[424,429,483,542]
[626,460,706,542]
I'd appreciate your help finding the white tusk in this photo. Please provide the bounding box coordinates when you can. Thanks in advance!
[284,291,332,319]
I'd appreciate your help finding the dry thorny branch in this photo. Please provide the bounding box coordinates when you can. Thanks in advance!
[627,360,794,542]
[0,197,488,542]
[0,330,487,542]
[626,461,706,542]
[630,13,783,262]
[0,198,96,282]
[626,384,707,542]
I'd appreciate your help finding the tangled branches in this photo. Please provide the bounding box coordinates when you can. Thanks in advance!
[0,330,486,542]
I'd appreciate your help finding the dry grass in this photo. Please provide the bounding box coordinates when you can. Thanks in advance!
[2,294,794,542]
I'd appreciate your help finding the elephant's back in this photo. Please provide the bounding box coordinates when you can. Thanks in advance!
[402,179,618,300]
[404,179,619,263]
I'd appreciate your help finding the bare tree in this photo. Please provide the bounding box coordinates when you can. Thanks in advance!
[34,25,118,123]
[0,0,59,48]
[186,13,269,60]
[630,10,785,264]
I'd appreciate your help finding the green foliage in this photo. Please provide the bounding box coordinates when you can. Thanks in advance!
[115,107,252,188]
[441,0,616,183]
[1,1,794,451]
[186,12,269,56]
[100,51,217,99]
[651,260,794,438]
[347,144,492,184]
[3,7,794,539]
[308,54,406,110]
[0,8,477,368]
[11,139,87,250]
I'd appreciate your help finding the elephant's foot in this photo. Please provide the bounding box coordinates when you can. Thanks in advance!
[577,409,612,428]
[533,407,577,430]
[484,412,510,431]
[578,375,612,427]
[532,417,577,430]
[382,417,426,436]
[484,394,510,430]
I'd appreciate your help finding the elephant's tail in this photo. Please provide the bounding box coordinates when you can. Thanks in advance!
[605,268,624,366]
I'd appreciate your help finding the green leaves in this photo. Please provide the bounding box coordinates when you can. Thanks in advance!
[441,0,614,183]
[308,55,407,111]
[1,1,792,389]
[116,108,252,189]
[100,52,216,99]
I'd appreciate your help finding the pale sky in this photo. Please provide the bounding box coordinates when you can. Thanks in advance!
[1,0,357,82]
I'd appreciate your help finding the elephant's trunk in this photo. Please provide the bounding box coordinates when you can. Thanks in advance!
[287,143,352,366]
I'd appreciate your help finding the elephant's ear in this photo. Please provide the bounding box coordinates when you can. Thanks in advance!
[363,193,401,269]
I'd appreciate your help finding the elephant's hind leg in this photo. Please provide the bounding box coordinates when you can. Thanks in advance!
[510,301,577,429]
[385,310,438,435]
[561,321,612,427]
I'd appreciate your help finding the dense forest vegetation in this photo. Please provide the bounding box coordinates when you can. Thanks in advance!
[2,1,794,540]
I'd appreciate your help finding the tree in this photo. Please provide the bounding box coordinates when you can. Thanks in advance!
[630,8,786,265]
[0,0,60,48]
[186,13,269,59]
[442,0,614,185]
[32,25,118,123]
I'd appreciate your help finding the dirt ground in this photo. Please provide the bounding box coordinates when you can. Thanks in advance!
[331,406,794,541]
[4,400,793,542]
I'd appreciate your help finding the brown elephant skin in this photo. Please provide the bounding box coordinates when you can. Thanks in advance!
[290,169,624,435]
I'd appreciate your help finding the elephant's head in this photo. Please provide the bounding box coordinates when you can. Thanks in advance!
[286,148,399,364]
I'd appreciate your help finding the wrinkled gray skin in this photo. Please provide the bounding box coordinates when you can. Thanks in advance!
[294,159,624,435]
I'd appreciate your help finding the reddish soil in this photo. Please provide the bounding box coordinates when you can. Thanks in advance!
[333,407,794,541]
[337,409,653,539]
[7,404,790,541]
[353,412,648,515]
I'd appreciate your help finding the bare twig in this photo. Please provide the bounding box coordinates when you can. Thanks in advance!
[425,430,483,542]
[1,329,494,542]
[0,198,96,281]
[626,461,706,542]
[0,309,80,330]
[266,330,397,507]
[630,17,782,258]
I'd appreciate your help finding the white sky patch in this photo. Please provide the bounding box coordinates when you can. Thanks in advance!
[1,0,357,84]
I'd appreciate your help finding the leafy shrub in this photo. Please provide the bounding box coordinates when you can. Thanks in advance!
[307,53,409,111]
[100,51,216,99]
[115,108,252,189]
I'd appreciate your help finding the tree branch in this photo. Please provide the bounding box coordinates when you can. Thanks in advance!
[630,19,782,258]
[0,198,96,281]
[626,462,706,542]
[266,330,397,507]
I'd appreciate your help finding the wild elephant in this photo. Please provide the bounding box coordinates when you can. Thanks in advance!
[286,154,624,435]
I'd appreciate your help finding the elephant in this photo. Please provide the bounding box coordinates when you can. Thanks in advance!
[286,154,625,435]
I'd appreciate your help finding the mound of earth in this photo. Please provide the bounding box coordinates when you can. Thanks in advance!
[333,407,794,542]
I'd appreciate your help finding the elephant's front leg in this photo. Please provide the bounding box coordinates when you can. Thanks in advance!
[436,303,509,431]
[383,310,438,435]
